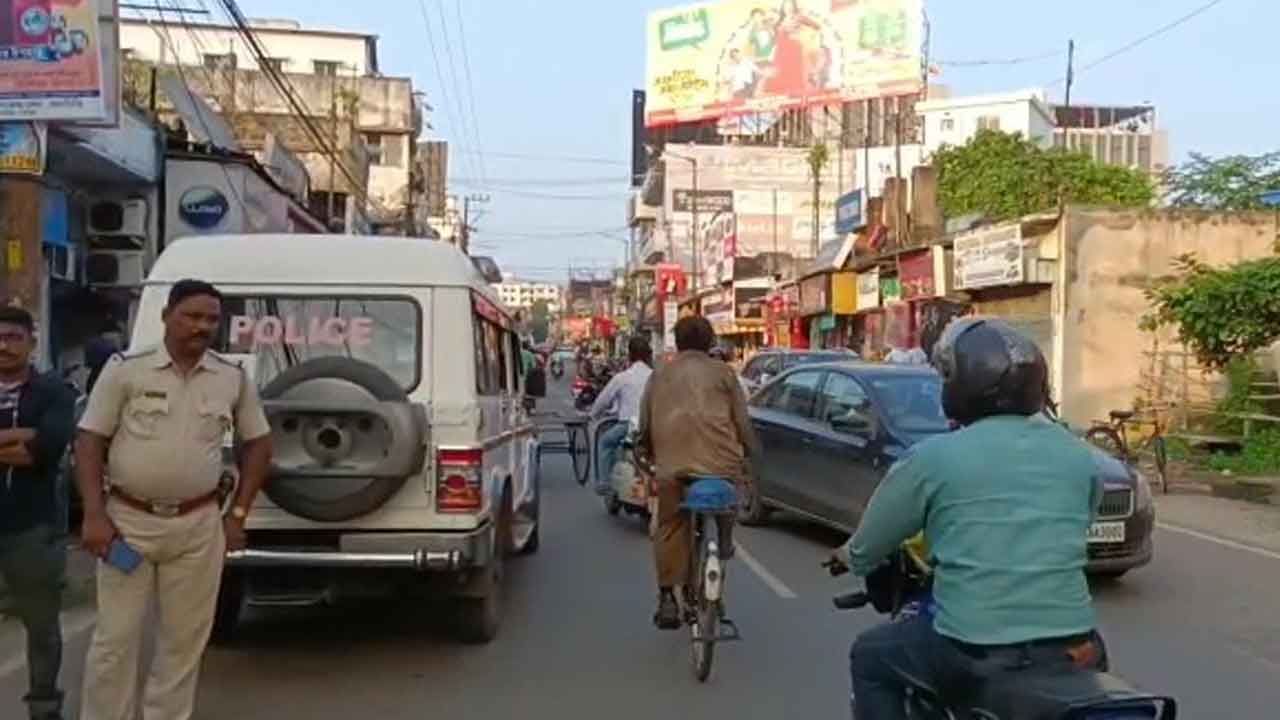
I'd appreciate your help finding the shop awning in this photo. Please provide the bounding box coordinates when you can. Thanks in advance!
[48,108,161,187]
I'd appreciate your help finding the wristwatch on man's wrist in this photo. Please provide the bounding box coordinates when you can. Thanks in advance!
[230,505,249,521]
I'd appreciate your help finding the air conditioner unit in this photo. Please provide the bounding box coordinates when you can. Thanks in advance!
[85,250,146,288]
[43,244,78,282]
[88,199,148,239]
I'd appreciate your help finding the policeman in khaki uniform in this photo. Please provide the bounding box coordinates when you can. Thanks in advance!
[74,279,272,720]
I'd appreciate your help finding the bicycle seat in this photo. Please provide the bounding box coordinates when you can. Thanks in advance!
[1109,410,1135,421]
[680,476,738,514]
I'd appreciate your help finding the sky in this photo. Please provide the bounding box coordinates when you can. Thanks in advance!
[235,0,1277,282]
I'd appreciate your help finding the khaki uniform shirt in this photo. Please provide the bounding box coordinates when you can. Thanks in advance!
[78,345,271,501]
[638,351,758,483]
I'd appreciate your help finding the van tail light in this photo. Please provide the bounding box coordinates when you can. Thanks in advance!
[436,448,483,513]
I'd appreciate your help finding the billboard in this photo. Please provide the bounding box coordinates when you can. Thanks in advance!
[645,0,923,128]
[0,0,118,124]
[0,121,44,174]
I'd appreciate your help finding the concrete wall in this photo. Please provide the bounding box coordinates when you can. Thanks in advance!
[1059,207,1279,427]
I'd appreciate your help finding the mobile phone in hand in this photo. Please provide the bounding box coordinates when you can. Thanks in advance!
[105,537,143,574]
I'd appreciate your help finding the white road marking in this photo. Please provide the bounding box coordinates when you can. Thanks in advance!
[734,540,797,599]
[1157,522,1280,562]
[0,609,96,679]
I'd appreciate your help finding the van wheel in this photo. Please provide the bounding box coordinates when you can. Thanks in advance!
[456,489,510,644]
[210,570,246,646]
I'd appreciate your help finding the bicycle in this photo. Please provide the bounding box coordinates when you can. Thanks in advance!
[632,450,742,682]
[1084,410,1169,493]
[679,476,743,682]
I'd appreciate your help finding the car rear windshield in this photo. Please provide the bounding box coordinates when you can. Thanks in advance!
[866,375,950,434]
[789,351,854,366]
[216,296,422,392]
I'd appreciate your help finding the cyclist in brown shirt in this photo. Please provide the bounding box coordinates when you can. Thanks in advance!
[638,316,758,629]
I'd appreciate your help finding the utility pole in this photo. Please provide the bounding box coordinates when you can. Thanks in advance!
[461,193,490,255]
[690,150,700,294]
[1063,39,1076,156]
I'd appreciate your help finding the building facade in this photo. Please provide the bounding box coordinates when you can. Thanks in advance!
[493,277,562,312]
[119,17,427,234]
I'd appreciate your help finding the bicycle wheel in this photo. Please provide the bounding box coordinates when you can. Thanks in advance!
[690,513,717,683]
[1084,426,1125,459]
[569,425,590,486]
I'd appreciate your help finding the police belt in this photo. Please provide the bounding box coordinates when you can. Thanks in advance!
[109,486,220,517]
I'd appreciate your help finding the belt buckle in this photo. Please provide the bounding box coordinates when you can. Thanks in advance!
[149,500,181,517]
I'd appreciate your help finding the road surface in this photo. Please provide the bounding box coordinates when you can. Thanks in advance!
[3,377,1279,718]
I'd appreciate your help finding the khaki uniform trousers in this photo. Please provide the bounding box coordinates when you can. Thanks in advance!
[80,498,225,720]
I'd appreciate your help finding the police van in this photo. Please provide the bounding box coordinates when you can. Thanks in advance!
[131,234,546,643]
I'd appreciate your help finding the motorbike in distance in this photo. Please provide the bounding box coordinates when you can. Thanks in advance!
[824,545,1177,719]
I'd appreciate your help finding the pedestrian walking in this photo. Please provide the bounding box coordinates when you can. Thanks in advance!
[74,279,272,720]
[0,306,77,720]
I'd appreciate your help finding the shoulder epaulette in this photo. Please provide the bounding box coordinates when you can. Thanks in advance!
[117,348,157,362]
[208,351,245,370]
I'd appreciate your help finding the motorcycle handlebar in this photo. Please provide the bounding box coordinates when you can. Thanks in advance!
[833,591,870,610]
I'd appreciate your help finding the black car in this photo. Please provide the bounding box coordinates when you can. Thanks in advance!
[739,348,858,396]
[742,362,1154,577]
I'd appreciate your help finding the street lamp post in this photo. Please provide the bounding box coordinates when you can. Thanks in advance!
[664,148,700,294]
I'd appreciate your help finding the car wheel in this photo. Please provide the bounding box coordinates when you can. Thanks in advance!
[456,488,510,644]
[738,478,772,526]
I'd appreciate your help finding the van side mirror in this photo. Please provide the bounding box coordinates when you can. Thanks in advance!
[525,366,547,398]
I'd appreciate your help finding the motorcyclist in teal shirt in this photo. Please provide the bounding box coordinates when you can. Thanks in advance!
[831,318,1108,719]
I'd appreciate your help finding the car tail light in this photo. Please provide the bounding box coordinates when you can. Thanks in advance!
[436,448,483,513]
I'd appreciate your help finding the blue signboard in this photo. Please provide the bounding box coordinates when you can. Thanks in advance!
[179,186,230,229]
[835,189,864,235]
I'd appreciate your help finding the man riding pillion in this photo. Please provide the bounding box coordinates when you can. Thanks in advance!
[638,317,758,630]
[830,318,1108,719]
[588,336,653,495]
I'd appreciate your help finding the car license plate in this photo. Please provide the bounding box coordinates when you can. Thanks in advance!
[1087,521,1126,544]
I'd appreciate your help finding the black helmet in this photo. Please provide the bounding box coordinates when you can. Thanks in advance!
[931,318,1047,425]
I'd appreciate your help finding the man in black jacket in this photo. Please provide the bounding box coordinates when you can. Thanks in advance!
[0,307,76,720]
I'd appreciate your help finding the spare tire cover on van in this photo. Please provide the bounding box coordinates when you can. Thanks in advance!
[259,357,427,522]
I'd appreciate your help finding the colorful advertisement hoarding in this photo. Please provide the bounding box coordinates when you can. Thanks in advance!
[0,121,44,174]
[0,0,115,123]
[898,249,935,299]
[645,0,923,128]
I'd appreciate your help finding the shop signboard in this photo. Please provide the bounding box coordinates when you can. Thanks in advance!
[881,276,902,305]
[673,188,734,213]
[0,121,45,174]
[704,287,735,328]
[799,273,830,316]
[0,0,119,124]
[899,249,936,299]
[734,286,767,320]
[645,0,924,128]
[856,268,880,310]
[834,189,863,235]
[700,212,736,287]
[954,223,1024,290]
[831,272,857,314]
[655,263,688,300]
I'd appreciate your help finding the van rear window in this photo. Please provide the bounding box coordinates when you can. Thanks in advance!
[216,296,421,392]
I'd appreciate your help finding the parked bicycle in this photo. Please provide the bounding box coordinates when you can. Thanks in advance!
[1084,410,1169,493]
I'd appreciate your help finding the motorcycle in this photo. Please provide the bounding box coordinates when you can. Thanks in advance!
[825,544,1177,719]
[550,357,565,380]
[572,376,598,411]
[596,418,651,520]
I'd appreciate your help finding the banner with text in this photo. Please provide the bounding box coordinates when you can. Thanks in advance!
[646,0,923,127]
[0,0,114,123]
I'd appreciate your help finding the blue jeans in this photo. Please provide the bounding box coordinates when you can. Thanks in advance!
[595,422,629,495]
[849,615,1106,719]
[0,524,66,719]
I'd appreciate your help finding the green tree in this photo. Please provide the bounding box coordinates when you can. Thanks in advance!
[529,300,552,344]
[1142,253,1280,369]
[1164,151,1280,211]
[932,130,1155,221]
